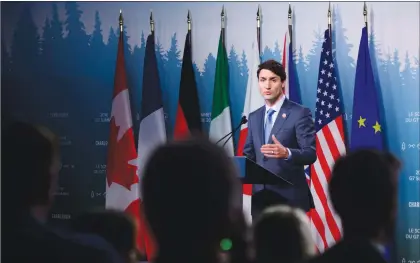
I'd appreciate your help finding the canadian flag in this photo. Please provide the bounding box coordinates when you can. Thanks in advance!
[105,29,146,257]
[236,33,264,224]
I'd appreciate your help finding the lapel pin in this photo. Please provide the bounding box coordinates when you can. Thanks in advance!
[282,113,286,119]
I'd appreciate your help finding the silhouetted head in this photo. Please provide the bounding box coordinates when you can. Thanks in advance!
[142,136,243,254]
[329,149,401,240]
[253,205,315,263]
[2,121,61,213]
[71,209,140,263]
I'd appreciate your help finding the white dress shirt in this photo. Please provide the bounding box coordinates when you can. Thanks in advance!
[264,95,292,159]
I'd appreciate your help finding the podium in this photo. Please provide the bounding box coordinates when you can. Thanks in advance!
[232,156,293,217]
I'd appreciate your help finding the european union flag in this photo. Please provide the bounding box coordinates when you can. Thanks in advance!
[350,27,384,150]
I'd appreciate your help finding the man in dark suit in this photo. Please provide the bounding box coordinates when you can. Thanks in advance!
[243,59,316,216]
[304,149,401,263]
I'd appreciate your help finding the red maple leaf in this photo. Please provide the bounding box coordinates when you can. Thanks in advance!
[106,118,138,190]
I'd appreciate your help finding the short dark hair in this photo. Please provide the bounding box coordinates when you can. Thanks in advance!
[329,149,400,238]
[257,59,287,82]
[2,122,59,210]
[142,136,241,245]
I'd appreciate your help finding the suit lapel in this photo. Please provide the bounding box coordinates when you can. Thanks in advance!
[256,107,265,147]
[268,99,292,143]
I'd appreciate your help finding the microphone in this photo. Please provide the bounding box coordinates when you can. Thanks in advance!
[216,116,248,147]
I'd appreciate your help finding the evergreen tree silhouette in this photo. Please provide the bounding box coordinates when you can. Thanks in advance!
[273,41,282,62]
[402,51,414,89]
[10,4,40,76]
[305,28,324,113]
[155,38,167,113]
[64,2,89,75]
[414,56,419,85]
[49,3,64,75]
[332,5,355,116]
[130,31,146,141]
[90,11,106,77]
[40,17,52,73]
[261,46,274,62]
[164,33,182,135]
[202,52,216,131]
[104,27,118,85]
[239,50,249,98]
[389,49,402,90]
[228,45,243,146]
[192,62,204,116]
[296,45,308,107]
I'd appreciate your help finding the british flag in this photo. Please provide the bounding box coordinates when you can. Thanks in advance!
[307,28,347,252]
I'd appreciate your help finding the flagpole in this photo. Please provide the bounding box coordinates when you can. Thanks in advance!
[328,2,332,47]
[256,5,261,55]
[288,3,292,42]
[328,2,331,36]
[221,6,225,45]
[119,9,123,33]
[187,10,191,43]
[150,11,154,37]
[363,2,368,32]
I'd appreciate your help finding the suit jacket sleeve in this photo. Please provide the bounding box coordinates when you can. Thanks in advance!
[289,107,317,165]
[243,114,256,161]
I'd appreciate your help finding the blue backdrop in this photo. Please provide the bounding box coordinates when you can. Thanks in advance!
[1,1,419,261]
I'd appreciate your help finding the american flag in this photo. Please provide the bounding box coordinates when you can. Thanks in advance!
[307,28,347,252]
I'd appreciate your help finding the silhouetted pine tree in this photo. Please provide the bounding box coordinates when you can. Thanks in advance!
[130,31,146,141]
[228,45,243,146]
[202,53,216,130]
[64,2,89,75]
[49,3,64,75]
[332,5,355,114]
[164,33,182,134]
[10,4,40,76]
[305,28,324,113]
[105,27,118,83]
[414,56,419,85]
[273,41,281,62]
[40,17,53,74]
[402,51,414,89]
[192,62,204,116]
[389,49,402,90]
[239,50,249,95]
[261,46,274,62]
[90,11,106,77]
[296,45,309,108]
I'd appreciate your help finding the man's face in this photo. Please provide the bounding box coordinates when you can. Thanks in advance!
[258,69,285,103]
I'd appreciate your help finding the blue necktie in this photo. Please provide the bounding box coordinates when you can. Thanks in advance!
[265,109,275,144]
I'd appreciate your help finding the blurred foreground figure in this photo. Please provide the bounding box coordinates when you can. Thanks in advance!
[304,149,401,263]
[142,136,251,263]
[253,205,316,263]
[2,122,122,263]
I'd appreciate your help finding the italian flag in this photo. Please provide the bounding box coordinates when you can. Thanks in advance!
[209,31,234,156]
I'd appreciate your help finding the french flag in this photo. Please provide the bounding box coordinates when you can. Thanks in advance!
[282,27,302,104]
[136,32,167,260]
